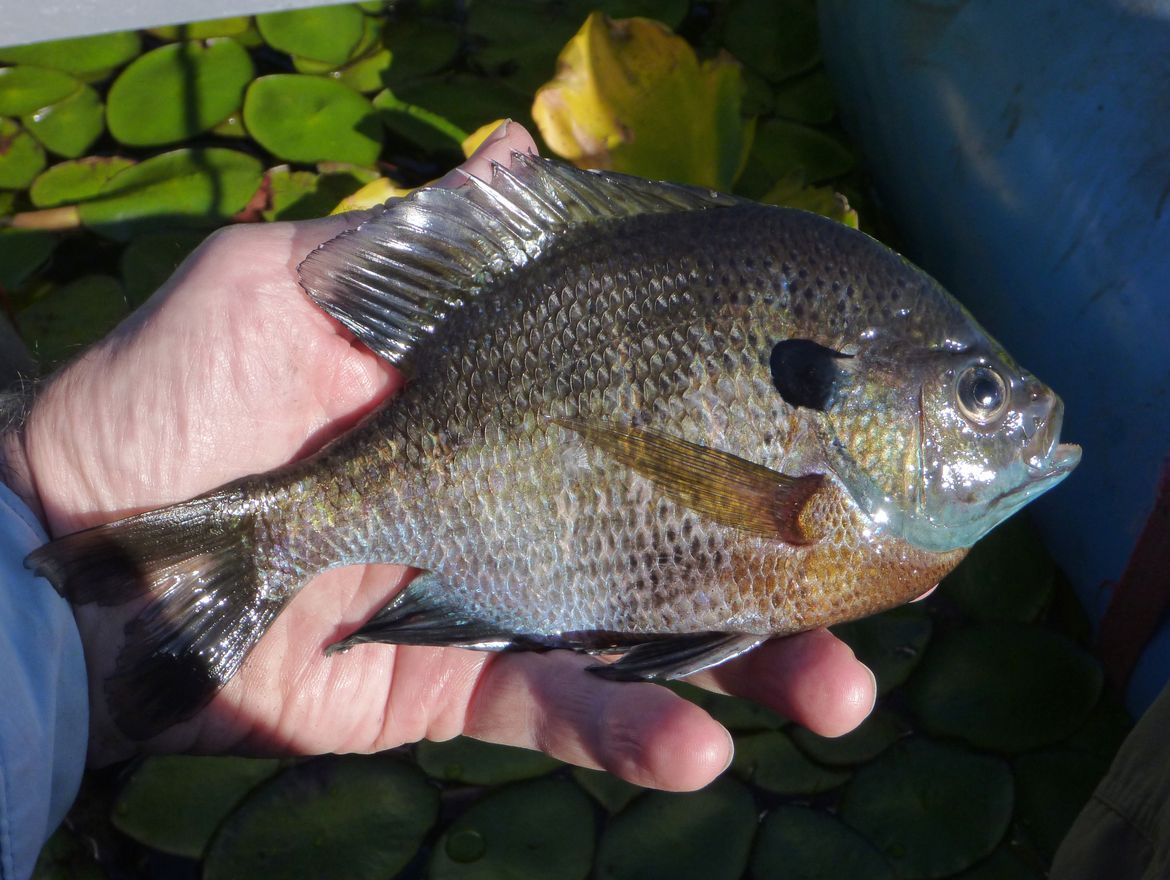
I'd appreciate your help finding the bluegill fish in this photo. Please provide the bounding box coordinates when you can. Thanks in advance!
[28,156,1080,739]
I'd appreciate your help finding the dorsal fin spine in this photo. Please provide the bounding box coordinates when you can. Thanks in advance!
[298,154,745,371]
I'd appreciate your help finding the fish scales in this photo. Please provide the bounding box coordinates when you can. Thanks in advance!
[26,156,1078,739]
[271,206,962,636]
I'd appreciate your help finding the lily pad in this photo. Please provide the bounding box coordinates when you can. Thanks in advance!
[0,66,80,116]
[112,756,279,858]
[466,0,585,96]
[265,166,377,221]
[245,75,381,166]
[832,604,933,695]
[382,17,461,85]
[533,12,751,190]
[1013,749,1111,857]
[749,806,894,880]
[595,776,757,880]
[394,75,532,136]
[76,148,263,240]
[762,174,859,227]
[120,230,206,305]
[204,755,437,880]
[840,738,1014,879]
[107,39,253,146]
[938,516,1056,623]
[790,707,906,766]
[953,847,1043,880]
[773,70,837,124]
[22,84,104,158]
[374,87,467,153]
[570,767,644,813]
[19,274,127,367]
[30,157,135,208]
[31,825,104,880]
[732,729,850,795]
[0,228,57,288]
[669,681,786,732]
[256,5,366,65]
[148,17,253,41]
[906,623,1103,753]
[337,48,393,94]
[0,32,141,77]
[0,118,46,189]
[415,736,561,785]
[721,0,820,83]
[736,118,854,197]
[430,778,595,880]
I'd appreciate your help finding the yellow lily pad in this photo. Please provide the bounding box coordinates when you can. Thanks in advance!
[330,175,412,214]
[532,13,752,190]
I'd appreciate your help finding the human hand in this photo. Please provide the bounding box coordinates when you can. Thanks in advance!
[5,123,877,789]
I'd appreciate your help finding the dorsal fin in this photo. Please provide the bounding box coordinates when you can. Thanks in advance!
[297,154,743,370]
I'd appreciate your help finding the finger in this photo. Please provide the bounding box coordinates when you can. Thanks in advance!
[687,629,876,738]
[435,120,540,188]
[462,651,732,792]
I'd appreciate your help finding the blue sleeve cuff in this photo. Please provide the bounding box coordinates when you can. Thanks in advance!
[0,484,88,880]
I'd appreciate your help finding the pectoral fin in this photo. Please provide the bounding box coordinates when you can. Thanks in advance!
[554,418,823,544]
[588,633,766,681]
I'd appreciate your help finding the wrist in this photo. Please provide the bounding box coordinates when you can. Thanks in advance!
[0,391,46,528]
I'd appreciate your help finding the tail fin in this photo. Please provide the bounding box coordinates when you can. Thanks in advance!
[26,489,289,740]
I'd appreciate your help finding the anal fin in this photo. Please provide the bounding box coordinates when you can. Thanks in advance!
[588,633,765,681]
[327,572,517,654]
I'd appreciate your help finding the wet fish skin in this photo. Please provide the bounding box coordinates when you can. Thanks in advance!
[26,157,1078,738]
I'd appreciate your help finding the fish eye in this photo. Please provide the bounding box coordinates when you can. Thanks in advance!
[956,365,1008,425]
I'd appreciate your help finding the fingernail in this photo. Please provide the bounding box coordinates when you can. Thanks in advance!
[864,665,878,715]
[720,727,736,775]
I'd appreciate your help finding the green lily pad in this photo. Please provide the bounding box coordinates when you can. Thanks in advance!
[22,84,104,158]
[832,604,933,695]
[0,190,13,214]
[374,87,466,153]
[415,736,561,785]
[382,17,461,85]
[112,756,279,858]
[212,113,247,138]
[596,777,757,880]
[938,516,1056,622]
[264,166,372,221]
[31,825,104,880]
[722,0,820,83]
[394,75,533,137]
[77,147,263,240]
[762,174,859,227]
[840,738,1014,879]
[790,708,906,767]
[430,778,595,880]
[0,118,46,189]
[587,0,690,27]
[466,0,584,96]
[906,623,1103,753]
[736,119,855,198]
[0,228,57,288]
[0,32,141,77]
[245,75,381,166]
[30,157,135,208]
[773,70,837,124]
[19,274,127,367]
[732,730,850,795]
[668,681,786,732]
[953,847,1042,880]
[120,230,206,305]
[257,5,366,65]
[204,755,437,880]
[0,66,80,115]
[570,767,644,813]
[148,17,253,41]
[749,805,894,880]
[107,39,253,146]
[337,48,393,94]
[1065,690,1132,759]
[1013,749,1111,858]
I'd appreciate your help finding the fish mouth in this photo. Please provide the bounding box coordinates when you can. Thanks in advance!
[1009,395,1081,499]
